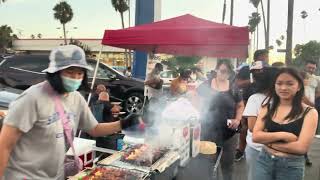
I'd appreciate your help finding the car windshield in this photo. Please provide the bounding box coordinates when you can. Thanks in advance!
[160,70,179,78]
[87,60,122,79]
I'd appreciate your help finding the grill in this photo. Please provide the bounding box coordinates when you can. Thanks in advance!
[69,166,148,180]
[97,144,180,180]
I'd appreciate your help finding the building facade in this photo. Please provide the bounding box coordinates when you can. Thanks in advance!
[12,38,130,67]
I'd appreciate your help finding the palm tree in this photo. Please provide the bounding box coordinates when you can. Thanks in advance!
[0,25,13,53]
[111,0,130,67]
[301,10,308,19]
[248,12,261,50]
[276,39,282,47]
[30,34,35,39]
[111,0,129,29]
[37,33,42,39]
[249,0,260,8]
[53,1,73,45]
[222,0,227,23]
[249,0,270,49]
[301,10,308,39]
[248,12,261,33]
[285,0,294,65]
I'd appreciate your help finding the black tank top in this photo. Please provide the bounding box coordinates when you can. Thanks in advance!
[265,107,312,137]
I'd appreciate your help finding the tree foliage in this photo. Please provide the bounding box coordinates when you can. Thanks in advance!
[161,56,201,73]
[301,10,308,19]
[0,25,18,53]
[293,41,320,69]
[69,38,92,56]
[111,0,129,13]
[53,1,73,24]
[249,0,261,8]
[248,12,261,33]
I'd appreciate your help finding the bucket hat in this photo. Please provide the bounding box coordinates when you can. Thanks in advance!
[42,45,93,73]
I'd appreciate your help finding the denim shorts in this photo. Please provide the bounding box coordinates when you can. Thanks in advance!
[253,148,305,180]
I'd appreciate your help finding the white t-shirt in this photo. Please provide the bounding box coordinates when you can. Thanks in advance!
[3,82,98,180]
[305,74,320,104]
[243,93,266,151]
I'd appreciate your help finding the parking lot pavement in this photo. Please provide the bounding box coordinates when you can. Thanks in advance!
[233,138,320,180]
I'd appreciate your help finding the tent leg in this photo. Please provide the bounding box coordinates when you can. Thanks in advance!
[78,45,104,138]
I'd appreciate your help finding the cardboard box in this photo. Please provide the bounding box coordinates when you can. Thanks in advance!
[190,123,201,157]
[168,124,190,167]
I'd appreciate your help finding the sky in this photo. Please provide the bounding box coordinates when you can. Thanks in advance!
[1,0,320,49]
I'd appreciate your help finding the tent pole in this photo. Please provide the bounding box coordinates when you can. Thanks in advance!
[78,45,103,138]
[87,45,104,103]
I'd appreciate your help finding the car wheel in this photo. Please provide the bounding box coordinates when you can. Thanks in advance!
[124,92,144,113]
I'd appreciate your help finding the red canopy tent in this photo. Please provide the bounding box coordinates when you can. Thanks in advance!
[101,14,249,58]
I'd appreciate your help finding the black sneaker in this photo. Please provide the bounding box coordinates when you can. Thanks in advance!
[234,149,245,162]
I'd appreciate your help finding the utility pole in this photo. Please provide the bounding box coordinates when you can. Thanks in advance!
[230,0,234,25]
[286,0,294,65]
[128,0,132,67]
[266,0,270,49]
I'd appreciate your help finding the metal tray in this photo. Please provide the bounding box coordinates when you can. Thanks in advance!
[68,165,148,180]
[98,150,180,173]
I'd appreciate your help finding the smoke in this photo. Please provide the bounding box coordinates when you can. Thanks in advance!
[121,81,224,167]
[141,85,217,149]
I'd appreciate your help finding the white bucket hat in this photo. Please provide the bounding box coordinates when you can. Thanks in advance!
[42,45,93,73]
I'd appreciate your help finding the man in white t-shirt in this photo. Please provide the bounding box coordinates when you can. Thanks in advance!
[304,60,320,105]
[303,60,320,166]
[242,64,276,180]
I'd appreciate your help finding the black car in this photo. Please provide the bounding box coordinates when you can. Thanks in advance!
[0,55,145,113]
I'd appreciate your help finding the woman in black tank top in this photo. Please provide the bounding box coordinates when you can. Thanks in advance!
[252,68,318,180]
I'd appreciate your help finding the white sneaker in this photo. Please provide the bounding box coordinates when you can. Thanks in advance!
[315,135,320,138]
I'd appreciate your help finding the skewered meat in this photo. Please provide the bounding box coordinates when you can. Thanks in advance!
[81,167,140,180]
[121,144,168,167]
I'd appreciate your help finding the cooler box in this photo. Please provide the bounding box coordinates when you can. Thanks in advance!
[66,138,96,168]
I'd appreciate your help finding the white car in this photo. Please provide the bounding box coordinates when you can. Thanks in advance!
[160,70,179,87]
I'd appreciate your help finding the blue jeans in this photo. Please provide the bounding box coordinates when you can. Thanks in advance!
[245,146,260,180]
[253,148,305,180]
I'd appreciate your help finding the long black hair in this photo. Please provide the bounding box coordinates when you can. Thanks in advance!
[253,67,279,94]
[262,68,305,121]
[46,69,90,94]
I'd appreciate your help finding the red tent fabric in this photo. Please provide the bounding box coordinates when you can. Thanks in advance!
[102,14,249,58]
